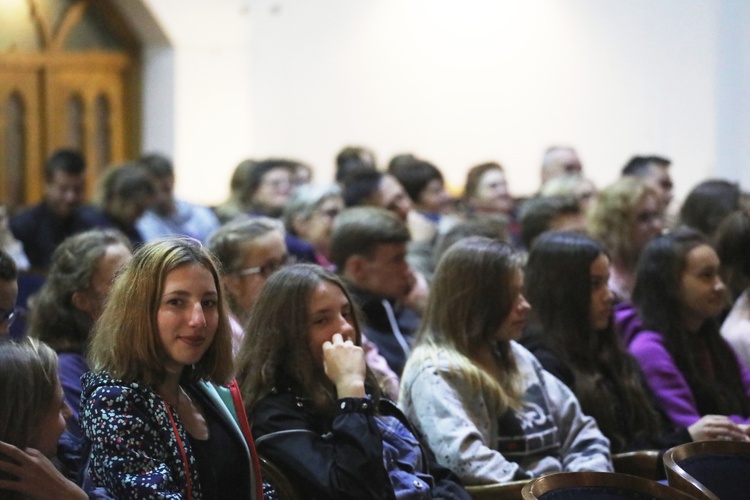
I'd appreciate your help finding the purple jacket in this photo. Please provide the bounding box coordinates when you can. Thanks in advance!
[615,302,750,428]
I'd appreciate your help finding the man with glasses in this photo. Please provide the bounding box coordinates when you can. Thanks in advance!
[0,248,18,338]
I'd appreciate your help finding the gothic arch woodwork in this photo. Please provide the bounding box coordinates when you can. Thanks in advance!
[0,0,140,208]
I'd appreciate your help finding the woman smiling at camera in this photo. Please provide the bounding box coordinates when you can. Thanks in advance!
[80,238,263,499]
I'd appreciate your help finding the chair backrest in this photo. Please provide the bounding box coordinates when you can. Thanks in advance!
[612,450,664,480]
[466,479,528,500]
[259,455,302,500]
[663,440,750,500]
[521,471,696,499]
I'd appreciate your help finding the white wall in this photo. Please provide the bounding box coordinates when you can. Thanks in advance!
[128,0,748,205]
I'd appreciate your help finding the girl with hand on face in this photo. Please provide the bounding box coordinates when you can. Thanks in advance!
[0,339,98,500]
[522,231,746,455]
[616,227,750,435]
[399,237,612,486]
[237,264,470,499]
[80,238,264,499]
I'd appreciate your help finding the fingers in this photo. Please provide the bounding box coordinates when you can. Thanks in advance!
[323,333,354,348]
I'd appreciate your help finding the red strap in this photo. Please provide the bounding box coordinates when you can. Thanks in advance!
[228,379,264,500]
[165,404,192,500]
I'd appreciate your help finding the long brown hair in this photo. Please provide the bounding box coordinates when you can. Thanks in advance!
[87,238,234,386]
[408,237,525,412]
[237,264,380,414]
[525,231,661,451]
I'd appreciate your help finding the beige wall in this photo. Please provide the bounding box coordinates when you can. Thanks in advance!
[124,0,749,206]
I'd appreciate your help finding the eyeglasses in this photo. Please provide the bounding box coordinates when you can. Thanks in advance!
[235,256,292,279]
[0,307,19,327]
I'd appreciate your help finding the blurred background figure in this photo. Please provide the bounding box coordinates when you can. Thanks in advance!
[539,174,597,214]
[136,153,220,244]
[95,163,156,247]
[334,145,377,184]
[621,155,674,213]
[208,217,288,350]
[0,249,18,339]
[540,145,583,186]
[10,149,108,272]
[215,159,257,223]
[679,179,747,240]
[588,177,664,301]
[28,229,132,441]
[283,184,343,268]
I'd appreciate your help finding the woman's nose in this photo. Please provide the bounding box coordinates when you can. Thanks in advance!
[190,302,206,326]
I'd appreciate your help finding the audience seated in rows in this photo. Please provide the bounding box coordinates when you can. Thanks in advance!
[400,237,612,485]
[136,153,220,244]
[521,231,745,454]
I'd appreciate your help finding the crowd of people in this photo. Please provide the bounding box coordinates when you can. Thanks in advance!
[1,144,749,499]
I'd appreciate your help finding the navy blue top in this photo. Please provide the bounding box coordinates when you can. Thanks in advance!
[10,202,110,271]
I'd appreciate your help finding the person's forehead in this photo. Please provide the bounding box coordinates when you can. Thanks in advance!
[49,170,84,185]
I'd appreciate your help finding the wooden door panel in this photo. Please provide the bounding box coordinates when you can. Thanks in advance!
[45,58,129,197]
[0,68,43,205]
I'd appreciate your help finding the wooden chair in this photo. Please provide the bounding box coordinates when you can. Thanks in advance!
[259,455,302,500]
[612,450,664,480]
[465,479,528,500]
[663,440,750,500]
[521,471,695,499]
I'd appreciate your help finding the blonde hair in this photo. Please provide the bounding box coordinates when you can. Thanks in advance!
[87,238,233,386]
[588,177,658,266]
[407,237,525,413]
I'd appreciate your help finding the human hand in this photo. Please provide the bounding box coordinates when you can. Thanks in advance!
[407,210,437,244]
[0,441,87,500]
[687,415,750,442]
[323,333,366,398]
[401,271,429,314]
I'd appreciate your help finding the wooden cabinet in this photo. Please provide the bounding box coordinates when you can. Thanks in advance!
[0,0,138,208]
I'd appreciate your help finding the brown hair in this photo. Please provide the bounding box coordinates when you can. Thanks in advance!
[87,238,233,386]
[0,339,58,449]
[237,264,380,414]
[462,162,504,204]
[409,237,525,412]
